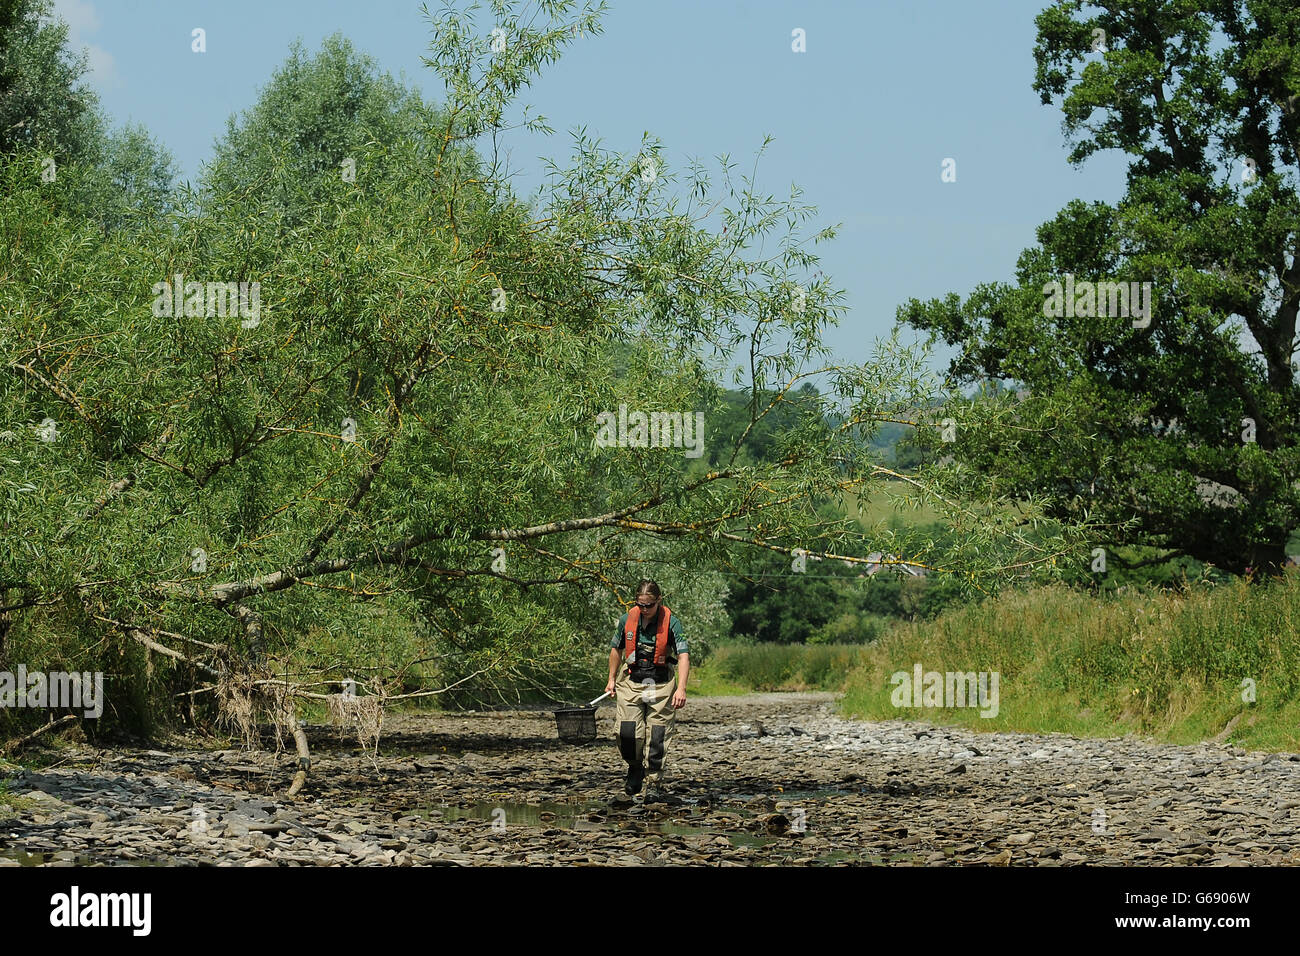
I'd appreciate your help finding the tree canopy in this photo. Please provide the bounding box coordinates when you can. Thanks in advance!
[900,0,1300,578]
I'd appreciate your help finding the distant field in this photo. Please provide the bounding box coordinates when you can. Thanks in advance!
[848,485,1300,556]
[841,484,944,528]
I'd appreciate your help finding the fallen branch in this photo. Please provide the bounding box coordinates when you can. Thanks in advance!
[126,627,221,678]
[2,714,78,756]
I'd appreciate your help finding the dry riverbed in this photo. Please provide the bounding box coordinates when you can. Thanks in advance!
[2,692,1299,866]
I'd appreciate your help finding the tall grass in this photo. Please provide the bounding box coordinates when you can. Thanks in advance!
[698,643,868,693]
[839,575,1300,750]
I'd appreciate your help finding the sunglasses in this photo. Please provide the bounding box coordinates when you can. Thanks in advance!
[636,599,659,609]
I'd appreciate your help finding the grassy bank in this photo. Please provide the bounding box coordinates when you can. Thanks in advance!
[689,643,868,695]
[839,577,1300,751]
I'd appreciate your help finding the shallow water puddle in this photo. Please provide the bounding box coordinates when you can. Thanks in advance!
[440,800,600,829]
[0,848,152,866]
[0,849,84,866]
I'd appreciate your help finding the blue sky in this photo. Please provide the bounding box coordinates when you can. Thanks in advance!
[55,0,1130,375]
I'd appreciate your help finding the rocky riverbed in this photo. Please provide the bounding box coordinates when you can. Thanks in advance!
[2,692,1298,866]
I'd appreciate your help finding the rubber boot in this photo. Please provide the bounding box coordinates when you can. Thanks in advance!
[644,725,667,800]
[619,720,644,795]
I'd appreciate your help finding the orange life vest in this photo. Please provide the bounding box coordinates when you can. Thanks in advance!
[623,605,672,667]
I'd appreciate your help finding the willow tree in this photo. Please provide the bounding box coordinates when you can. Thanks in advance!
[0,0,1094,785]
[901,0,1300,579]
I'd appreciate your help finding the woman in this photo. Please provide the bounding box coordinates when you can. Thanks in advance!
[605,580,689,799]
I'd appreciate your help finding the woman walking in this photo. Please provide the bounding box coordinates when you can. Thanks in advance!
[605,580,689,800]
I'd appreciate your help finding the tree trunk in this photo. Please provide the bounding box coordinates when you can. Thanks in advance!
[1248,540,1289,581]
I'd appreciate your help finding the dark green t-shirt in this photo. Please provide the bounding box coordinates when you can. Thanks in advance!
[612,609,688,683]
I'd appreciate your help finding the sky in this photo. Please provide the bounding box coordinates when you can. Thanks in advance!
[52,0,1132,376]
